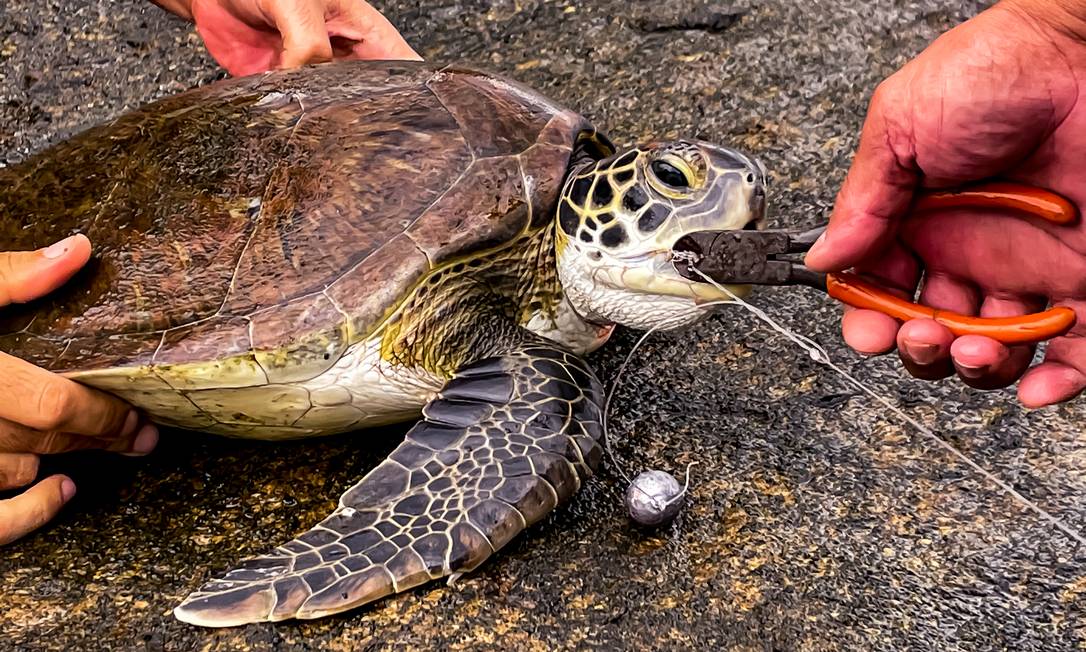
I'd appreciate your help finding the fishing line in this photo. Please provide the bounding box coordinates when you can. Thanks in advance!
[679,265,1086,548]
[602,323,699,524]
[602,323,665,485]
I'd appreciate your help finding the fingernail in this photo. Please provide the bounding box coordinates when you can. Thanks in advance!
[903,342,940,366]
[120,410,139,439]
[61,478,77,502]
[804,233,829,268]
[130,424,159,455]
[956,363,988,380]
[42,235,78,259]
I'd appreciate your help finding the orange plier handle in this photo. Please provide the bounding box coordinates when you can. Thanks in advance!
[827,182,1079,345]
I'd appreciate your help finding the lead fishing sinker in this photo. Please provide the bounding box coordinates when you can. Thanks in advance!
[625,469,688,527]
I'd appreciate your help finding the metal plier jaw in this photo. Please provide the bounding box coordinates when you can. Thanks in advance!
[669,180,1081,346]
[672,225,827,289]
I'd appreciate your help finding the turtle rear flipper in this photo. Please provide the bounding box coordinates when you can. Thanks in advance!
[173,338,604,627]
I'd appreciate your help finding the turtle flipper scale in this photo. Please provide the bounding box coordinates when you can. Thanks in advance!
[173,341,604,627]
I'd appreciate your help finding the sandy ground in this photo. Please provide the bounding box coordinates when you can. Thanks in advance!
[1,1,1084,650]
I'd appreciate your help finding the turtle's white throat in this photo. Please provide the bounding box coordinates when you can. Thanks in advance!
[557,246,747,332]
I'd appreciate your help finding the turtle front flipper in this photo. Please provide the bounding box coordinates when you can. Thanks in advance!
[173,339,604,627]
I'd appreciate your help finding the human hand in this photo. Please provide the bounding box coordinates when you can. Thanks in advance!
[153,0,421,77]
[0,235,158,546]
[804,0,1086,408]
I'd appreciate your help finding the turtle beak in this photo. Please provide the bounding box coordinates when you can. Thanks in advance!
[748,176,767,230]
[660,164,766,301]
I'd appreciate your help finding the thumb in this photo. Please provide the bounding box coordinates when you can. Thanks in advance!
[805,83,919,272]
[335,1,422,61]
[0,474,76,546]
[264,0,334,70]
[0,234,92,307]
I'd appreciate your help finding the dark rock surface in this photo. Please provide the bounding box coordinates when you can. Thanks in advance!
[1,1,1084,650]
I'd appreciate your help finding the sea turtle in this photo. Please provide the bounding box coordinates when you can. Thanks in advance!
[0,60,766,627]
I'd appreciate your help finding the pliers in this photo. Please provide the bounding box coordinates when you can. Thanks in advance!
[673,182,1079,345]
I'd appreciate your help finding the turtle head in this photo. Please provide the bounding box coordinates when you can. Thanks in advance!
[555,139,767,331]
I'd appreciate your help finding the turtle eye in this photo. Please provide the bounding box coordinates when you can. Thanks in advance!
[650,160,689,189]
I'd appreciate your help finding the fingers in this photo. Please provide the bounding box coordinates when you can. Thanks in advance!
[0,414,158,456]
[265,0,420,68]
[839,240,923,355]
[192,0,419,77]
[333,0,421,61]
[896,319,955,380]
[0,234,157,455]
[189,0,281,77]
[0,352,134,438]
[851,265,1048,393]
[947,336,1014,387]
[1018,362,1086,408]
[0,474,75,546]
[1017,302,1086,407]
[805,79,918,272]
[263,0,334,69]
[841,308,900,355]
[0,234,91,307]
[0,234,151,548]
[949,296,1039,390]
[893,292,1040,389]
[915,271,979,315]
[0,352,159,457]
[893,271,974,378]
[0,453,38,491]
[891,271,1038,388]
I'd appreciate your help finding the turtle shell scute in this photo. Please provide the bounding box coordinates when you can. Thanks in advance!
[0,61,595,374]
